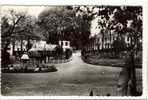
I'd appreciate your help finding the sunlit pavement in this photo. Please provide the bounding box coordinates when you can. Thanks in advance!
[2,51,142,96]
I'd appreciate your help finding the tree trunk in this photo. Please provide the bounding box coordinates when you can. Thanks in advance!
[21,39,23,53]
[129,51,137,96]
[102,35,104,50]
[117,50,138,96]
[12,41,15,55]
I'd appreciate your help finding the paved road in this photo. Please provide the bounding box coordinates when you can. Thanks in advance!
[2,51,142,96]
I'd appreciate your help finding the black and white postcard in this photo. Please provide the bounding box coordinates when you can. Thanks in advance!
[0,0,148,99]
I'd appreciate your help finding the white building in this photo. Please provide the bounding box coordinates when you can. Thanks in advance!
[15,40,28,51]
[7,40,28,55]
[59,40,71,51]
[30,40,57,51]
[7,40,71,56]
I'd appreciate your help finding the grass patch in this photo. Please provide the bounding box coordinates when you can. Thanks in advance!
[82,54,142,68]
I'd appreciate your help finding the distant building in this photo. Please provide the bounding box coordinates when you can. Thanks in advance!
[59,40,71,51]
[90,15,142,51]
[15,40,28,51]
[91,30,142,51]
[30,40,57,51]
[7,39,72,57]
[7,39,38,56]
[89,30,118,51]
[99,31,118,50]
[7,40,27,56]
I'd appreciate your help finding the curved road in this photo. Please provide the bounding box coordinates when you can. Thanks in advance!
[2,51,142,96]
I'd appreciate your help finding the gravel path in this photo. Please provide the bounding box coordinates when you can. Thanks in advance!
[1,51,142,96]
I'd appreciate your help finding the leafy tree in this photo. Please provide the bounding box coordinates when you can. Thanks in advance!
[1,10,25,54]
[38,6,93,49]
[97,6,142,96]
[112,37,127,57]
[38,7,75,43]
[1,10,40,55]
[79,6,142,95]
[97,6,142,50]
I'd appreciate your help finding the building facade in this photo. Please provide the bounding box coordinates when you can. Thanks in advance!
[59,40,71,51]
[90,31,142,52]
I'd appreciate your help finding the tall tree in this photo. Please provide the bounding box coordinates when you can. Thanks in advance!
[1,10,40,55]
[2,10,25,53]
[78,6,142,95]
[37,6,93,49]
[96,6,142,96]
[38,7,75,44]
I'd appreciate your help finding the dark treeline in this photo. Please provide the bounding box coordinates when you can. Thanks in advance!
[2,6,142,52]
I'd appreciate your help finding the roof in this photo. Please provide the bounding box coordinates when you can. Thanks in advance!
[29,43,57,52]
[21,54,29,60]
[45,44,57,51]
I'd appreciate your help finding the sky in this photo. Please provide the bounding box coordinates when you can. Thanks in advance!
[1,6,46,18]
[1,6,115,37]
[0,6,108,37]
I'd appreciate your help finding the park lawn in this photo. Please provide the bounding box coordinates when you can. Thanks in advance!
[82,54,124,67]
[82,54,142,68]
[1,52,142,96]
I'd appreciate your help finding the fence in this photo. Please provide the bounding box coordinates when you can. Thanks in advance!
[45,56,72,64]
[27,49,73,66]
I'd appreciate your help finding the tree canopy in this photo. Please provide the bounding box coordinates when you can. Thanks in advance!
[37,6,92,49]
[2,6,142,51]
[1,10,40,53]
[94,6,142,50]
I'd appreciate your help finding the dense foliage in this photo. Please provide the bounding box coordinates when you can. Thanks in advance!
[1,10,40,54]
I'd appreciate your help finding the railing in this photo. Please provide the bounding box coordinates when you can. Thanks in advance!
[41,56,72,64]
[27,50,73,66]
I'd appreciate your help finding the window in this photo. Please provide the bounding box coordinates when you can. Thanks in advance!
[65,42,68,46]
[61,42,63,46]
